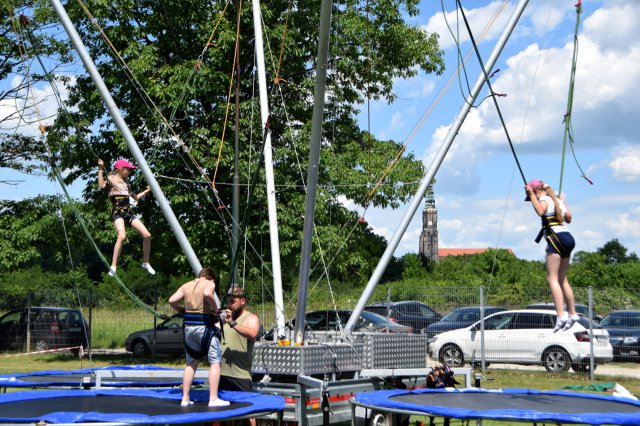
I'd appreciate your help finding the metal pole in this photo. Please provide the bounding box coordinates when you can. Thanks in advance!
[294,0,333,345]
[233,2,241,288]
[480,286,485,373]
[251,0,286,338]
[588,286,594,380]
[49,0,205,279]
[345,0,530,333]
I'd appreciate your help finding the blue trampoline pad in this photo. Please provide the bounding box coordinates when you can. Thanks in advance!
[0,365,202,388]
[353,388,640,425]
[0,388,284,424]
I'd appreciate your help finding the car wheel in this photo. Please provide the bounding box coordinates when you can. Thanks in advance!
[571,362,596,373]
[439,344,464,367]
[543,347,571,372]
[131,339,150,356]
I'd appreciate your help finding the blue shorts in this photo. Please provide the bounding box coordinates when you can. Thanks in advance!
[184,326,222,364]
[545,231,575,258]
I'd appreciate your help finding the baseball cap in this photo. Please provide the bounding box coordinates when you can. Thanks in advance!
[227,286,248,299]
[524,179,544,201]
[113,159,137,170]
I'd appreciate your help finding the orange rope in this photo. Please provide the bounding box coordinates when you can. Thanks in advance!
[273,0,291,85]
[74,0,231,194]
[212,0,244,186]
[364,0,509,203]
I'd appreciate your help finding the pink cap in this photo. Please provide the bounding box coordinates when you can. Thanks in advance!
[524,179,544,201]
[113,159,136,170]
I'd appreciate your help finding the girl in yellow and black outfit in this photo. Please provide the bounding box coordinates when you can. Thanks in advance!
[525,179,577,332]
[98,159,155,276]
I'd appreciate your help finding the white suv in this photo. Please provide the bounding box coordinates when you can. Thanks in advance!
[428,309,612,373]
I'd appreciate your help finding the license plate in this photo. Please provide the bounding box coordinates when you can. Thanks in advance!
[70,327,81,332]
[596,336,607,342]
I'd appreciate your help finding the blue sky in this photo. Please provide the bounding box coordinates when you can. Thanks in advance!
[2,0,639,263]
[356,0,640,261]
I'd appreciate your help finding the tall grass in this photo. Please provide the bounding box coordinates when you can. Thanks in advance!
[86,308,164,348]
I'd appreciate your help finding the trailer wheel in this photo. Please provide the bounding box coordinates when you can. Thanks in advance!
[370,412,390,426]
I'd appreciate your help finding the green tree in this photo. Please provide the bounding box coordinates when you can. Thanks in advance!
[27,0,444,289]
[0,196,100,274]
[597,239,638,264]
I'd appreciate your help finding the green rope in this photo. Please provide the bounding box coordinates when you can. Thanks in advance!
[51,165,164,318]
[19,25,163,318]
[559,1,591,193]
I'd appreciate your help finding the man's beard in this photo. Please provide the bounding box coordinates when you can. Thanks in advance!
[231,305,244,320]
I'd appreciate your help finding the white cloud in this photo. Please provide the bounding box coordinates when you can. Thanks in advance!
[609,145,640,182]
[606,212,640,238]
[1,75,69,136]
[424,1,516,50]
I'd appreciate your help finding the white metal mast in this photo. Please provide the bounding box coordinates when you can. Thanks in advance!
[251,0,286,338]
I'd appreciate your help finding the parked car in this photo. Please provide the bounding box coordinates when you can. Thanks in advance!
[125,315,185,356]
[0,307,89,353]
[262,309,412,341]
[429,309,612,373]
[599,310,640,362]
[525,302,601,322]
[364,301,442,333]
[423,306,507,342]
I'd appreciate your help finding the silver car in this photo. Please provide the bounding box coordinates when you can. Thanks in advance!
[125,315,184,356]
[429,309,612,373]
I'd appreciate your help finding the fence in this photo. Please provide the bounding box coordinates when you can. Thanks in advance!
[1,285,639,380]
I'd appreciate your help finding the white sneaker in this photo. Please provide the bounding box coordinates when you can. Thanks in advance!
[141,263,156,275]
[180,400,194,407]
[208,398,230,407]
[108,266,116,277]
[553,317,567,333]
[563,315,580,331]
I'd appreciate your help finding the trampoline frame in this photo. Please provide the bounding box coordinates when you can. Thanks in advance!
[350,388,640,426]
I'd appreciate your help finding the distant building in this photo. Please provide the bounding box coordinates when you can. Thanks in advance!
[418,187,438,262]
[419,187,513,261]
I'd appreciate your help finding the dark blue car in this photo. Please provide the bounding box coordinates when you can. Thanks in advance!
[599,310,640,362]
[423,306,506,342]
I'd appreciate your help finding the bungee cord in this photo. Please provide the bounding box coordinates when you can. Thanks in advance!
[456,0,527,185]
[559,0,592,194]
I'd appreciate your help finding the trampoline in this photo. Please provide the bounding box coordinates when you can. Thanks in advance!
[0,365,203,389]
[0,388,284,424]
[352,388,640,425]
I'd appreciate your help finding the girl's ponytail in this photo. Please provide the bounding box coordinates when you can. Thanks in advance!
[544,184,563,225]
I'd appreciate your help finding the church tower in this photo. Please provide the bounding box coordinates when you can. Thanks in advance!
[419,186,438,262]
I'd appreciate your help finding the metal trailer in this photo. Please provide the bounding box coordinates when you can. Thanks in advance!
[250,333,472,426]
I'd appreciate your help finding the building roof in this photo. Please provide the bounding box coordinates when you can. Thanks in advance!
[438,248,514,257]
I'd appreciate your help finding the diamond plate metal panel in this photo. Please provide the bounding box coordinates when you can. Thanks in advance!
[361,333,428,369]
[253,343,364,375]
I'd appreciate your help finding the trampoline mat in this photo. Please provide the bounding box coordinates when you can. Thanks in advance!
[393,392,640,414]
[9,374,190,385]
[0,395,249,417]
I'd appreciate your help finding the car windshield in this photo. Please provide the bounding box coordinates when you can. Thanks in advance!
[441,310,479,323]
[600,315,640,328]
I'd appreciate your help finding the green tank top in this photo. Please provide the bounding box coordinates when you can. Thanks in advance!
[221,311,254,379]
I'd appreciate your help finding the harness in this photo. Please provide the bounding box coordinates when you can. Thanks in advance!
[535,215,570,257]
[110,195,134,225]
[182,313,222,360]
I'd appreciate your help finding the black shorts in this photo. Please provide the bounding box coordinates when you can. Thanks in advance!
[545,231,575,258]
[219,375,252,392]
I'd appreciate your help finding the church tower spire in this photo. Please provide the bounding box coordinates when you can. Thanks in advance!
[419,185,438,262]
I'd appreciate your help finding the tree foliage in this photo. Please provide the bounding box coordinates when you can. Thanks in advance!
[4,0,444,289]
